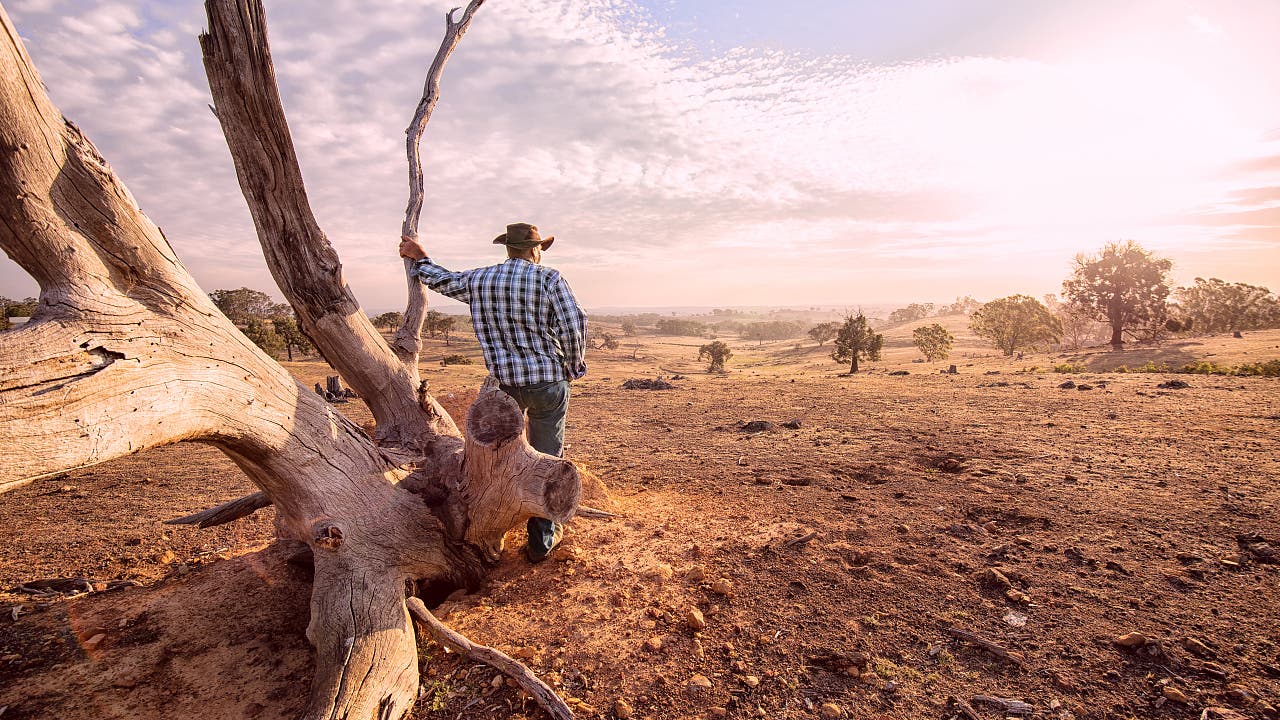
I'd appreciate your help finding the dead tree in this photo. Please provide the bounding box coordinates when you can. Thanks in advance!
[0,1,580,719]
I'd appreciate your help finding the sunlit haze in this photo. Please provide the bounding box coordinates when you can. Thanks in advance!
[3,0,1279,311]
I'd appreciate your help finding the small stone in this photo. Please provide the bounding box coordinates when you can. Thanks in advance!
[490,675,503,689]
[708,708,727,719]
[644,636,663,652]
[711,578,733,596]
[158,550,177,564]
[1162,686,1191,703]
[645,563,674,582]
[895,523,910,533]
[983,568,1013,589]
[614,699,633,719]
[1182,637,1214,657]
[743,675,760,687]
[1004,588,1031,604]
[731,660,748,674]
[1114,632,1149,648]
[859,671,878,685]
[686,566,707,583]
[687,674,712,690]
[83,633,106,650]
[1226,684,1256,705]
[686,607,706,630]
[819,702,842,718]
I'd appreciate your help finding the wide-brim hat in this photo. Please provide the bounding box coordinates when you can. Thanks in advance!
[493,222,554,250]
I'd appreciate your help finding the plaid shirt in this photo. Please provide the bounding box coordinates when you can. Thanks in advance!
[412,257,587,386]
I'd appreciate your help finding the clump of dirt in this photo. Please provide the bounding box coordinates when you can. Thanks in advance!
[621,378,675,390]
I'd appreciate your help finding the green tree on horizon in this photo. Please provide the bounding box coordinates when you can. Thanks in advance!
[831,313,883,373]
[970,295,1062,356]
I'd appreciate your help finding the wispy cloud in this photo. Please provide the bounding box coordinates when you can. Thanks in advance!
[3,0,1279,308]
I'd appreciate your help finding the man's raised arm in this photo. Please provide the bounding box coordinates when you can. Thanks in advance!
[400,234,471,303]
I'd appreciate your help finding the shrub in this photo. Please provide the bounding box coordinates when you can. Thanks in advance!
[1053,362,1087,373]
[441,354,473,366]
[1235,360,1280,377]
[698,340,732,372]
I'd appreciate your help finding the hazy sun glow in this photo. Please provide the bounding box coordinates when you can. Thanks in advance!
[1,0,1278,309]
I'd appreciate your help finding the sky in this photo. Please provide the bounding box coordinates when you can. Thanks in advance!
[3,0,1279,312]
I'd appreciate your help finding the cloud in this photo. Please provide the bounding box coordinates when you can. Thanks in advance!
[4,0,1279,310]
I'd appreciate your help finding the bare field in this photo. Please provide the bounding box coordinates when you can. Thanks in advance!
[2,327,1279,719]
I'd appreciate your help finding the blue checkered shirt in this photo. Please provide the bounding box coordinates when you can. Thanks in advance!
[411,257,587,387]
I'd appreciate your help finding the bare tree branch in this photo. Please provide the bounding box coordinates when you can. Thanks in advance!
[199,0,459,448]
[394,0,487,367]
[407,597,573,720]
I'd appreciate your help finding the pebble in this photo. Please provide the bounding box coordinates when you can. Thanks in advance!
[819,702,842,718]
[1226,684,1257,705]
[1183,637,1214,657]
[708,708,727,718]
[686,566,707,583]
[984,568,1012,589]
[742,675,760,687]
[711,578,733,596]
[1114,632,1149,648]
[687,674,712,690]
[644,636,662,652]
[686,607,706,630]
[645,563,674,582]
[83,633,106,651]
[614,699,633,719]
[1162,686,1191,703]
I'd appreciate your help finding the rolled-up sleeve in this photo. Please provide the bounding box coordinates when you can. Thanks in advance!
[547,272,587,380]
[411,258,471,303]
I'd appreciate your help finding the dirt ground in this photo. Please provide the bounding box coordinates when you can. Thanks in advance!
[2,324,1279,720]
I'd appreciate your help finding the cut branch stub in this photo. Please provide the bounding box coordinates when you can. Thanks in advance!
[461,379,581,560]
[393,0,486,367]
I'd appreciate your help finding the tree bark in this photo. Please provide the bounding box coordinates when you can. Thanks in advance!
[0,2,580,719]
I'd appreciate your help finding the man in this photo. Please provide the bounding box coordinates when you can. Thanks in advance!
[399,223,587,562]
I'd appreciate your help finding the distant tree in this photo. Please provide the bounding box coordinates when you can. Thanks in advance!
[937,296,982,316]
[1063,240,1173,347]
[371,311,403,330]
[599,332,620,350]
[1,295,37,320]
[742,320,805,343]
[423,310,446,338]
[621,321,637,336]
[655,318,708,336]
[1174,278,1279,334]
[242,318,286,359]
[831,313,883,373]
[698,340,732,372]
[912,323,954,361]
[1043,294,1106,350]
[807,321,840,347]
[887,303,935,325]
[209,287,286,325]
[273,316,313,361]
[970,295,1062,356]
[437,315,457,345]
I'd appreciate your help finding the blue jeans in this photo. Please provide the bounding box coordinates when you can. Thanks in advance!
[498,380,570,554]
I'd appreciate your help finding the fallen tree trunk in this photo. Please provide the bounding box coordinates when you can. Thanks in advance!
[0,2,579,718]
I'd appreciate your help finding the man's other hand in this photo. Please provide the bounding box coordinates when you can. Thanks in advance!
[399,235,427,260]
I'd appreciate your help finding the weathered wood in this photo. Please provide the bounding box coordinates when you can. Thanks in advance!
[165,492,271,528]
[458,378,581,560]
[943,625,1027,666]
[199,0,458,449]
[394,0,486,368]
[406,597,573,720]
[1,3,577,718]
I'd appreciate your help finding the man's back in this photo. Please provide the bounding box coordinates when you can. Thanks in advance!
[411,256,587,387]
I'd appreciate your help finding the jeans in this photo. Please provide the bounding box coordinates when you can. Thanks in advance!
[498,380,570,554]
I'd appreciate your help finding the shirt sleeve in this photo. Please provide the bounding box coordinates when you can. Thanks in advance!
[411,258,471,304]
[547,271,588,380]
